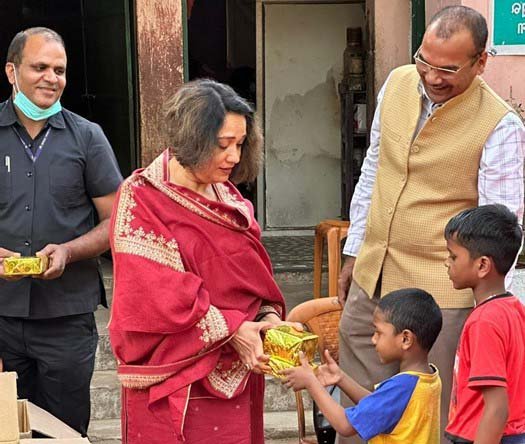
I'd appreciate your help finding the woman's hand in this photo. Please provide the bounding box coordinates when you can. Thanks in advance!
[316,350,343,387]
[258,313,304,333]
[230,321,272,374]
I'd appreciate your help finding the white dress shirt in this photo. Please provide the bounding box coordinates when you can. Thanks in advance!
[343,76,525,269]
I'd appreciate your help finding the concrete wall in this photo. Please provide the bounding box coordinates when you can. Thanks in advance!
[136,0,184,167]
[263,3,365,228]
[371,0,411,99]
[426,0,461,23]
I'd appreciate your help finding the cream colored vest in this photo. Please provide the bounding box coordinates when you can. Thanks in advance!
[353,65,512,308]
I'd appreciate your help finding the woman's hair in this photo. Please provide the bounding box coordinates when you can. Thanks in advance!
[163,79,262,183]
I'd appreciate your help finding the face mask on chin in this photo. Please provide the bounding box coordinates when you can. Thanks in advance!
[11,65,62,121]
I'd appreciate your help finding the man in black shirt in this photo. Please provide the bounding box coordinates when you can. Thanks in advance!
[0,27,123,435]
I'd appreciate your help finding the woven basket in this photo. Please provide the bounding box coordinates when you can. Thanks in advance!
[287,296,342,362]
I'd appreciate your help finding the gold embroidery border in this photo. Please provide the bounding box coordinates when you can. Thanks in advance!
[141,150,251,230]
[113,177,185,272]
[207,360,249,398]
[118,372,173,389]
[214,182,251,221]
[196,305,229,345]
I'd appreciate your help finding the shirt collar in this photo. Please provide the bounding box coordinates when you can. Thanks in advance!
[0,98,65,129]
[417,81,443,114]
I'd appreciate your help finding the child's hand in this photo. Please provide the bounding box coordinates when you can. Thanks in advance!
[316,350,343,387]
[280,351,317,392]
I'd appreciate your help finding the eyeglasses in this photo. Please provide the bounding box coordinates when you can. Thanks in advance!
[413,46,480,79]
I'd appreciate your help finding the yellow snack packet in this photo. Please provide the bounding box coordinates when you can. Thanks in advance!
[3,256,49,276]
[263,325,318,378]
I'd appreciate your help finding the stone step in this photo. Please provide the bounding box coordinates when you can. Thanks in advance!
[90,371,312,421]
[94,333,115,372]
[267,438,318,444]
[88,410,315,443]
[90,371,120,421]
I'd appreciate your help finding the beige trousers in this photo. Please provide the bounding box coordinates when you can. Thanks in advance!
[337,281,470,444]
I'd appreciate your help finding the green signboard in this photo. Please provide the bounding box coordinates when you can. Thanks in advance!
[492,1,525,54]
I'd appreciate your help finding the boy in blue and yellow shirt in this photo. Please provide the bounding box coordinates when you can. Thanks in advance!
[282,288,443,443]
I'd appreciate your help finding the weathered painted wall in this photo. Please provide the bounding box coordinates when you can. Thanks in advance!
[263,4,365,228]
[425,0,461,23]
[372,0,411,98]
[463,0,525,106]
[135,0,184,167]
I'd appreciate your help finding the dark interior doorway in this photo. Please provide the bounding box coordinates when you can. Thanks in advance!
[187,0,257,205]
[0,0,138,177]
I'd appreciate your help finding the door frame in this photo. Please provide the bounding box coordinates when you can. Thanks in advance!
[256,0,365,231]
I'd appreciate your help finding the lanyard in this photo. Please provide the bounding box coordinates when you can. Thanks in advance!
[12,126,51,163]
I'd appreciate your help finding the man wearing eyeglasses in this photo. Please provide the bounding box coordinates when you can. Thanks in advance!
[337,6,524,444]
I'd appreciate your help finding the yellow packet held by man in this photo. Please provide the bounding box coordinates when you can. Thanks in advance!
[263,325,318,378]
[3,256,49,276]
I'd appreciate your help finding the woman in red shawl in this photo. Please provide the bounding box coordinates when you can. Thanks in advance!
[109,79,293,443]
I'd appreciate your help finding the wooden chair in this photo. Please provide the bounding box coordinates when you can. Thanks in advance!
[282,219,348,442]
[313,220,350,298]
[287,297,342,443]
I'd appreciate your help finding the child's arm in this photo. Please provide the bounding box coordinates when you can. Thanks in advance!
[281,353,357,437]
[315,350,370,403]
[337,370,371,404]
[474,386,508,444]
[306,374,357,437]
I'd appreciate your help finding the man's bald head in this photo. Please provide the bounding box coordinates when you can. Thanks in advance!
[427,6,488,56]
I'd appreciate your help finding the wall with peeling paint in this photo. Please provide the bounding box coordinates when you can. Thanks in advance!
[372,0,411,96]
[462,0,525,108]
[136,0,184,167]
[425,0,461,22]
[263,3,365,228]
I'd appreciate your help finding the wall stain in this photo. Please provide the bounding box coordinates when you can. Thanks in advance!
[266,70,340,164]
[265,70,342,227]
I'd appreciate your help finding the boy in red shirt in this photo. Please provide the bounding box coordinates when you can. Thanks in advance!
[444,204,525,444]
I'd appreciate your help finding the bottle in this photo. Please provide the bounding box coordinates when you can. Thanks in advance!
[343,27,364,77]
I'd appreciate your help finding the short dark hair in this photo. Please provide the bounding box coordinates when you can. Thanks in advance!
[164,79,262,184]
[378,288,443,352]
[7,27,65,65]
[428,6,488,55]
[445,204,523,275]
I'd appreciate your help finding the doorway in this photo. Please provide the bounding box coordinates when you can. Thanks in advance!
[186,0,257,205]
[258,1,365,230]
[0,0,138,177]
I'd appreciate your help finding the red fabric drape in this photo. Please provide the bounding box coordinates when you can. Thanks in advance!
[109,151,285,442]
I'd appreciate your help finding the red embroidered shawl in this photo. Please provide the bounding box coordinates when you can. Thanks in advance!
[109,150,285,439]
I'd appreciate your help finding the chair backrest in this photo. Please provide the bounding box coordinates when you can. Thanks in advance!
[286,297,342,363]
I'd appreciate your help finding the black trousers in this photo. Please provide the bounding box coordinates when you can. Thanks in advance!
[0,313,98,435]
